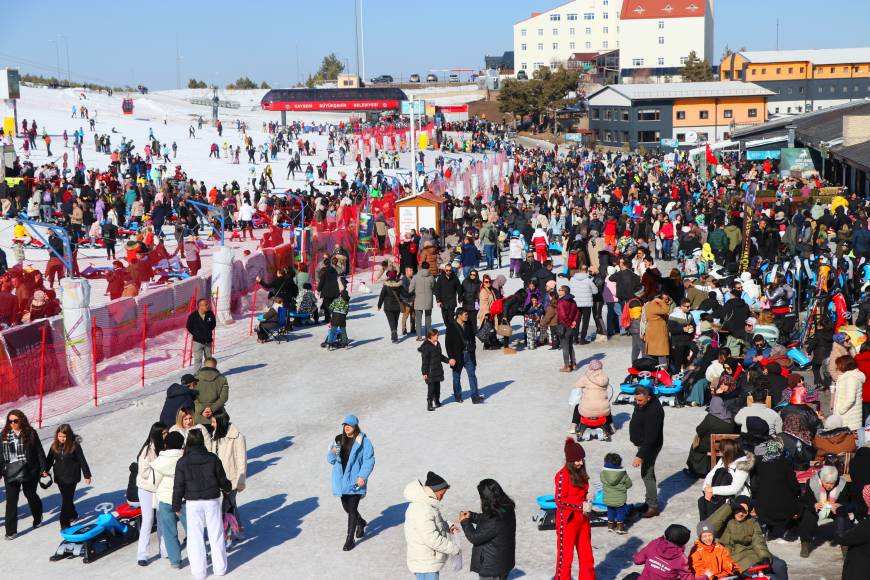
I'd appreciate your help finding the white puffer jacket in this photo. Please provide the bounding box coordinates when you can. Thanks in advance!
[569,272,598,308]
[704,453,755,499]
[136,444,159,492]
[151,449,184,505]
[834,368,865,431]
[403,480,459,573]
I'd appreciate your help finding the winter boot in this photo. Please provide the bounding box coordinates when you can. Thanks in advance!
[800,541,811,558]
[607,522,616,532]
[391,331,398,343]
[355,518,367,539]
[559,366,572,373]
[503,346,517,355]
[616,523,627,535]
[427,399,435,412]
[343,533,355,551]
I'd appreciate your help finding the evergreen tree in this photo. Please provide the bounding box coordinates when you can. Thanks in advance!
[681,51,714,82]
[305,54,345,88]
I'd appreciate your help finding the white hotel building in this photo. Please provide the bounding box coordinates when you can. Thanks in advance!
[512,0,713,83]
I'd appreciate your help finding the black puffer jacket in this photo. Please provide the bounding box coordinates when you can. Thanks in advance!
[629,396,665,462]
[159,383,197,427]
[171,445,231,511]
[0,428,46,482]
[418,339,449,384]
[46,442,92,484]
[377,280,403,312]
[434,273,462,310]
[461,509,516,577]
[461,273,481,311]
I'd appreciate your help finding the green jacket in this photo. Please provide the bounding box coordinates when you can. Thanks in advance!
[723,225,743,252]
[480,222,497,247]
[194,366,229,425]
[599,466,633,507]
[708,229,728,252]
[707,503,771,570]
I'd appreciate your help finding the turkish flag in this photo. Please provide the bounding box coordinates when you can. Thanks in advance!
[705,143,718,165]
[762,159,772,174]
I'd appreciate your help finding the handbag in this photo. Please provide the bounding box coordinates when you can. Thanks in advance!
[496,322,513,337]
[476,319,495,342]
[4,460,27,484]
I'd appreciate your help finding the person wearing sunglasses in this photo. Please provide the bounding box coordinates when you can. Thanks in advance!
[1,410,47,540]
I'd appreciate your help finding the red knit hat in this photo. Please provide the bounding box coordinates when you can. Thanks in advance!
[564,438,586,462]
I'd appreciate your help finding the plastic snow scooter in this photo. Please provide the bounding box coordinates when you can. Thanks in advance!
[533,484,644,531]
[615,358,683,406]
[577,415,611,442]
[50,502,142,563]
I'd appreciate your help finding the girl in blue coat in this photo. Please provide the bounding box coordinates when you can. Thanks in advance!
[327,414,375,552]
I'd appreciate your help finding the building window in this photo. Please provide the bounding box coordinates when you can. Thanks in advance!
[585,27,592,34]
[830,67,835,73]
[658,57,665,65]
[797,106,802,112]
[538,43,544,50]
[603,0,609,5]
[637,130,661,143]
[591,108,599,119]
[699,110,709,119]
[676,111,686,120]
[602,12,609,19]
[622,131,630,143]
[603,26,608,34]
[569,42,575,49]
[761,68,766,74]
[844,66,849,72]
[723,109,733,118]
[567,13,577,20]
[604,109,612,120]
[787,107,792,113]
[658,20,664,29]
[698,132,709,141]
[521,63,527,70]
[774,107,779,113]
[603,40,608,48]
[800,67,804,73]
[748,108,758,117]
[637,108,660,121]
[843,86,848,93]
[818,87,823,93]
[584,13,595,20]
[788,67,793,74]
[621,110,629,121]
[521,29,527,36]
[751,69,756,75]
[658,36,664,44]
[521,43,527,50]
[776,68,781,74]
[831,86,836,93]
[550,13,560,21]
[553,28,558,35]
[553,43,558,49]
[538,28,543,35]
[632,58,644,66]
[680,56,688,65]
[586,42,591,49]
[676,133,686,141]
[799,86,804,93]
[605,131,613,142]
[534,62,543,70]
[787,88,793,94]
[569,27,575,35]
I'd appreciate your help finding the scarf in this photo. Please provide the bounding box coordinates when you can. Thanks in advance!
[708,396,732,423]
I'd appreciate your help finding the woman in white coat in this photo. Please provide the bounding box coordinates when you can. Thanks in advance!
[833,355,865,431]
[151,431,186,569]
[208,410,247,543]
[698,438,754,520]
[135,422,168,567]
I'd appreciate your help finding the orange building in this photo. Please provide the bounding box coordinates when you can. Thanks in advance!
[719,48,870,116]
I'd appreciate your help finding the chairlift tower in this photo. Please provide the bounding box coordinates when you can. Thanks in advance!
[211,86,220,125]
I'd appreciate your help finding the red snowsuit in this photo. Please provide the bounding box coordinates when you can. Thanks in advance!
[533,232,549,264]
[554,466,595,580]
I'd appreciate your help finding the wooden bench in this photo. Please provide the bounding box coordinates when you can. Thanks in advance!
[710,433,742,471]
[746,395,773,408]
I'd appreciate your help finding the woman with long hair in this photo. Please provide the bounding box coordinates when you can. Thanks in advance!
[554,439,595,580]
[169,407,211,446]
[135,422,167,566]
[327,414,375,552]
[459,479,516,579]
[698,438,754,519]
[208,410,247,544]
[46,423,92,529]
[1,410,46,539]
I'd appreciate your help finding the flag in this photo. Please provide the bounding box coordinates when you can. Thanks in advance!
[705,143,718,165]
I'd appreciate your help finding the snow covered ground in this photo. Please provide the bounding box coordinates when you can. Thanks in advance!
[0,87,846,579]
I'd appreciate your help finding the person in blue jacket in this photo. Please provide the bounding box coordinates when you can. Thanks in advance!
[327,414,375,552]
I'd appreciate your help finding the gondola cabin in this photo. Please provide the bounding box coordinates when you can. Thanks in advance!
[121,98,134,115]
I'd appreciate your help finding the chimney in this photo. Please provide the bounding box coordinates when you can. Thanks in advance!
[843,115,870,147]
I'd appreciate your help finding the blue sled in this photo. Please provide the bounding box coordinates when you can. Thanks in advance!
[51,513,138,563]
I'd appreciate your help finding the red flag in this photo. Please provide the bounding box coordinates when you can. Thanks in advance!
[705,143,718,165]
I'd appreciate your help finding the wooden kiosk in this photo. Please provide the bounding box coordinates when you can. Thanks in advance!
[394,191,445,239]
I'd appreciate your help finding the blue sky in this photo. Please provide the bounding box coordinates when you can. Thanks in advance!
[2,0,867,89]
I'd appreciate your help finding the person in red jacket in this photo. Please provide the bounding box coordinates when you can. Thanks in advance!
[557,285,580,372]
[855,342,870,423]
[555,438,595,580]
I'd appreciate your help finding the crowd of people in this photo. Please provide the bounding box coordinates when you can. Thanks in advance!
[4,102,870,579]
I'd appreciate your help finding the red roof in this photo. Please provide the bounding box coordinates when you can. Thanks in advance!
[620,0,706,19]
[568,52,600,61]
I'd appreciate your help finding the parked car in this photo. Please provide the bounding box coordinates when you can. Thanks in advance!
[516,70,528,80]
[426,73,438,82]
[370,75,394,84]
[409,74,421,83]
[448,73,459,83]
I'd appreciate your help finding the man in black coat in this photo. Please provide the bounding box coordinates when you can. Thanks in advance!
[434,264,462,325]
[629,385,665,518]
[518,252,541,285]
[317,257,340,317]
[721,289,750,339]
[445,308,483,404]
[185,299,216,371]
[159,374,198,426]
[609,258,641,305]
[532,259,557,289]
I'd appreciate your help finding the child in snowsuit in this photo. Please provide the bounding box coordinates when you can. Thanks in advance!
[298,283,319,324]
[689,521,740,579]
[524,295,544,349]
[599,452,632,534]
[323,290,350,349]
[555,438,595,580]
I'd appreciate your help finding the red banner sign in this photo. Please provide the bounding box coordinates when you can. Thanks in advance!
[262,100,400,111]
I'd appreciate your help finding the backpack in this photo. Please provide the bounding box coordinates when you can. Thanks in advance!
[620,303,631,329]
[487,227,497,243]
